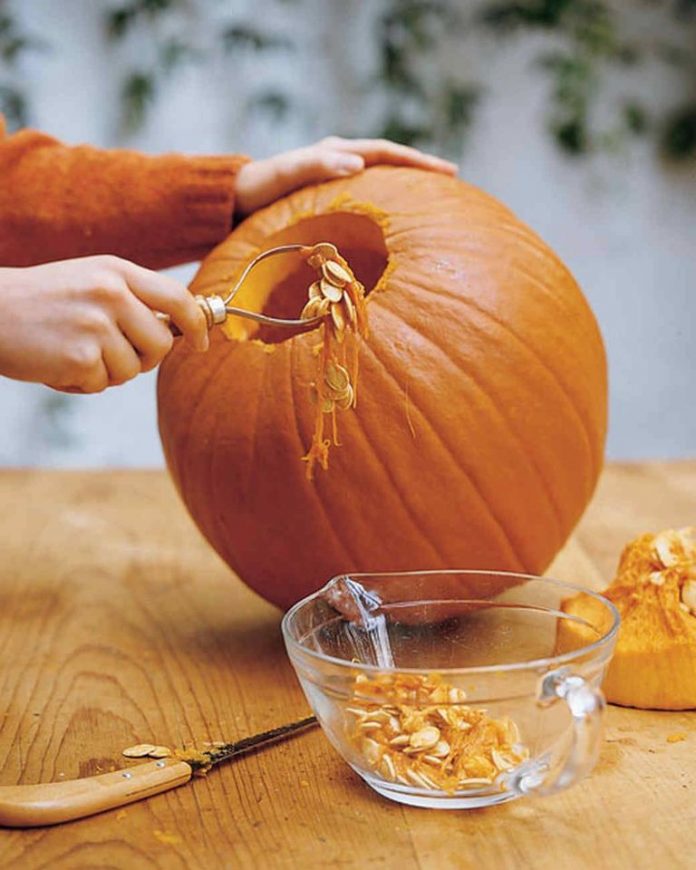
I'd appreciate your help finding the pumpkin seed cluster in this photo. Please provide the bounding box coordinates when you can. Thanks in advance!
[346,672,529,794]
[299,242,368,478]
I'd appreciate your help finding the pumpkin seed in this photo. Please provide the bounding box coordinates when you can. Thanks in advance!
[409,726,440,751]
[457,777,493,789]
[430,740,450,758]
[300,297,322,320]
[361,737,382,766]
[149,746,172,759]
[342,291,356,326]
[491,749,515,771]
[380,754,397,781]
[681,579,696,614]
[316,297,332,317]
[308,281,322,300]
[331,302,346,334]
[325,362,350,393]
[335,385,354,410]
[655,534,679,568]
[310,242,338,261]
[322,260,353,287]
[405,769,431,789]
[320,278,343,303]
[122,743,157,758]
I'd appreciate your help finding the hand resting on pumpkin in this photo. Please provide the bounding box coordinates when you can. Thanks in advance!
[235,136,457,217]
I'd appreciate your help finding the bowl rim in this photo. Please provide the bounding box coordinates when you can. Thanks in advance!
[280,569,621,676]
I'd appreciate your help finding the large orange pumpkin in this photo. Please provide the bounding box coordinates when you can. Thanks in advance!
[157,167,607,610]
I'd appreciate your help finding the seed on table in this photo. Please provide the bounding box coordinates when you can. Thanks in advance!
[149,746,172,759]
[122,743,157,758]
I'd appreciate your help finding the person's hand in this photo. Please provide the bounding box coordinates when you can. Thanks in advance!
[234,136,458,218]
[0,255,208,393]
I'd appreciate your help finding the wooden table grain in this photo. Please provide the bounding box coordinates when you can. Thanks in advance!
[0,464,694,869]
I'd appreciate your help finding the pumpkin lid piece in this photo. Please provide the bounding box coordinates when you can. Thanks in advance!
[558,528,696,710]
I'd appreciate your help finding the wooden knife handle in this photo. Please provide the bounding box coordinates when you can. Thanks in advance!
[0,758,193,828]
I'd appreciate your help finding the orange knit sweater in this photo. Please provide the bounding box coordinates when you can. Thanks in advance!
[0,115,249,270]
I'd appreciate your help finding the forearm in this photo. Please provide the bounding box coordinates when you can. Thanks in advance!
[0,119,249,270]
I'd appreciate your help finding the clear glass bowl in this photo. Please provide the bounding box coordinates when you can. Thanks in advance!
[281,570,620,809]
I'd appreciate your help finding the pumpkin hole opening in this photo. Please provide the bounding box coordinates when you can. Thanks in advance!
[225,212,388,344]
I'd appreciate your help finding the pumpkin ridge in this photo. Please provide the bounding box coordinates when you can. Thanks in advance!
[204,351,266,572]
[376,290,566,543]
[407,277,601,490]
[347,379,444,566]
[287,337,356,568]
[161,343,231,502]
[362,329,526,572]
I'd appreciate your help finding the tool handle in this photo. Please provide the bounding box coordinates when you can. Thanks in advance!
[156,294,227,337]
[0,758,192,828]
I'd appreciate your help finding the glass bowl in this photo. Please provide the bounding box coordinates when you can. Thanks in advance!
[281,570,620,809]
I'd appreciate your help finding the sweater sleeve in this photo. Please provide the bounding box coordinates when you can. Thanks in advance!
[0,115,250,270]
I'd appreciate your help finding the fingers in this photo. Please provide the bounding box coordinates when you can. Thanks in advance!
[320,136,458,175]
[117,294,174,372]
[117,260,208,352]
[75,356,109,394]
[101,330,143,386]
[279,147,366,188]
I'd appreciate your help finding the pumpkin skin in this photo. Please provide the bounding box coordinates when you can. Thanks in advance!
[157,166,607,610]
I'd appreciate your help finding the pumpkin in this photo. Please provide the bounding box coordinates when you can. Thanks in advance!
[157,166,607,610]
[558,528,696,709]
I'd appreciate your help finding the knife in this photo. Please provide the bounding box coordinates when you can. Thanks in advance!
[0,715,317,828]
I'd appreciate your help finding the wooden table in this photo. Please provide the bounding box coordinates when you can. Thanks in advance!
[0,463,694,869]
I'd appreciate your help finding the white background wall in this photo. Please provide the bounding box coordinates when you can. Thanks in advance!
[1,0,695,466]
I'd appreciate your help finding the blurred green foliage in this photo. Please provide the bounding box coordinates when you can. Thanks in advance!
[0,0,694,160]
